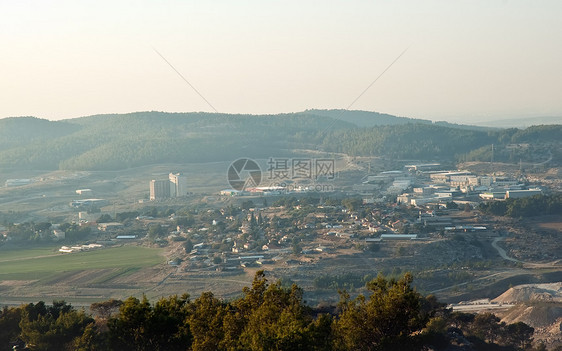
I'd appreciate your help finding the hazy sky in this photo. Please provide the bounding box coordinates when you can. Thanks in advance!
[1,0,561,122]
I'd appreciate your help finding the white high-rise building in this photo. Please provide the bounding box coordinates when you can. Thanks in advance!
[150,179,171,200]
[169,172,187,197]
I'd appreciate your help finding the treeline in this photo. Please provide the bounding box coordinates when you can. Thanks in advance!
[0,272,539,351]
[479,194,562,218]
[313,273,376,290]
[0,222,90,243]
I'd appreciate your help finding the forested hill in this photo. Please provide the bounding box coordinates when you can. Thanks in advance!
[0,117,80,149]
[301,109,426,127]
[303,109,493,131]
[0,110,559,170]
[320,123,495,159]
[0,111,352,170]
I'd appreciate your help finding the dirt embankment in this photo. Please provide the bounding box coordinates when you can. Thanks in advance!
[493,282,562,304]
[492,282,562,349]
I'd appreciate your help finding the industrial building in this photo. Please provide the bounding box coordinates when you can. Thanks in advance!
[479,192,506,200]
[505,189,542,199]
[404,163,442,172]
[479,188,542,200]
[493,177,519,187]
[430,171,472,184]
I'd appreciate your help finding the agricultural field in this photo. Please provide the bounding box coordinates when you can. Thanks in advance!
[0,245,165,305]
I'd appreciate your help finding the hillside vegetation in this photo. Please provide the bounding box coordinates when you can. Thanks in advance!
[0,111,559,170]
[0,272,538,351]
[479,194,562,218]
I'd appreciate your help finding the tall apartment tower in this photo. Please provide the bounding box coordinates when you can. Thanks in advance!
[169,172,187,197]
[150,179,171,200]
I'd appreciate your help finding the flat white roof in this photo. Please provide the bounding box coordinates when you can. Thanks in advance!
[380,234,418,239]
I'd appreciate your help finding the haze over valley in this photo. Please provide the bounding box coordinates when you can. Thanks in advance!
[1,1,562,350]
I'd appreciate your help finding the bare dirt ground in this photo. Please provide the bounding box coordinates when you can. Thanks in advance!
[455,282,562,349]
[539,220,562,232]
[0,280,37,287]
[500,215,562,263]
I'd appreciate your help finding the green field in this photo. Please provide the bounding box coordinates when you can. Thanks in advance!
[0,246,164,280]
[0,246,60,262]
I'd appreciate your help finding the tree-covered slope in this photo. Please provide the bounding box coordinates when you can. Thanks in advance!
[0,117,81,149]
[301,109,425,127]
[320,123,497,159]
[304,109,493,132]
[0,111,559,170]
[0,112,353,170]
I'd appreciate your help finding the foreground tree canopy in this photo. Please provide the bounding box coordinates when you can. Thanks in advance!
[0,271,537,351]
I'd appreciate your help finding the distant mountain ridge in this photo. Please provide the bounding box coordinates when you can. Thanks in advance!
[0,117,80,148]
[301,109,424,127]
[0,110,559,170]
[301,109,493,131]
[472,116,562,128]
